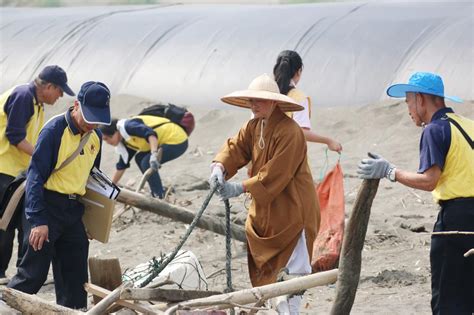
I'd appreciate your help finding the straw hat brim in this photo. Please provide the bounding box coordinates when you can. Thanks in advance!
[221,89,304,112]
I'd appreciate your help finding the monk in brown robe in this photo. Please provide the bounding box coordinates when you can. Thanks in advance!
[209,74,320,313]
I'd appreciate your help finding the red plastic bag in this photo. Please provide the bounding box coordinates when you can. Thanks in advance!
[311,162,345,272]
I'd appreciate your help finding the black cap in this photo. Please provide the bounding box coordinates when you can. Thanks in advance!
[38,65,75,96]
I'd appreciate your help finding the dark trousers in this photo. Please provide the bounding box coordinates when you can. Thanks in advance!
[431,198,474,315]
[8,190,89,309]
[0,173,24,277]
[135,140,188,198]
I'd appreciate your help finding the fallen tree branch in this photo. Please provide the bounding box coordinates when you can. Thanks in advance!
[117,188,246,242]
[331,179,380,315]
[84,283,158,314]
[1,287,81,314]
[86,282,132,315]
[120,288,222,302]
[164,268,338,314]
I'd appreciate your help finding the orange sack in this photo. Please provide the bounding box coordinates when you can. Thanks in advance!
[311,162,345,272]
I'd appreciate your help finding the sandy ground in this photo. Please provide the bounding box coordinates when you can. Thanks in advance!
[2,95,473,314]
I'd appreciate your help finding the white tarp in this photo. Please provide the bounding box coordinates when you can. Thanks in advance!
[0,2,472,107]
[122,250,208,290]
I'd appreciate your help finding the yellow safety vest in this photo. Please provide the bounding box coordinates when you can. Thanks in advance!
[286,88,312,119]
[433,113,474,202]
[123,115,187,152]
[0,86,44,177]
[44,125,101,196]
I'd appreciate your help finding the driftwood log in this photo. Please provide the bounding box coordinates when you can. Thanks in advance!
[1,287,81,314]
[120,288,222,302]
[117,188,246,242]
[164,268,338,314]
[330,179,380,315]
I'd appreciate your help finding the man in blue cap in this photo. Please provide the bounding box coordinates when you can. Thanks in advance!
[357,72,474,314]
[0,65,75,284]
[7,81,111,309]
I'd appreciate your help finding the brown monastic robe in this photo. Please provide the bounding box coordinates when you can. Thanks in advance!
[214,107,320,287]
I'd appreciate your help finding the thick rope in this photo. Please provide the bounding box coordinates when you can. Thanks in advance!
[137,180,235,301]
[138,184,218,288]
[224,199,233,293]
[224,198,235,315]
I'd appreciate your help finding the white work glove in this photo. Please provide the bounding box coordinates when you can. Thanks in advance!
[149,151,161,171]
[218,181,244,200]
[357,152,394,179]
[209,163,225,189]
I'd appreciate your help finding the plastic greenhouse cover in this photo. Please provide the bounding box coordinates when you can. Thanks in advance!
[0,1,472,108]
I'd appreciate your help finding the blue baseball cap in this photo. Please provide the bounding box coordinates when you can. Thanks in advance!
[38,65,75,96]
[77,81,111,125]
[386,72,462,103]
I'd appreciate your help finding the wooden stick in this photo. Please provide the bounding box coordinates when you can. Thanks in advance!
[113,168,155,222]
[464,249,474,257]
[112,204,132,222]
[85,282,132,315]
[331,179,380,315]
[408,189,425,204]
[146,276,175,289]
[120,288,222,302]
[0,181,25,231]
[163,269,338,314]
[248,298,267,315]
[432,231,474,236]
[84,283,159,314]
[117,188,246,242]
[1,287,82,314]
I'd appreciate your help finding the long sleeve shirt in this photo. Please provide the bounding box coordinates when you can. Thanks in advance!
[25,109,101,227]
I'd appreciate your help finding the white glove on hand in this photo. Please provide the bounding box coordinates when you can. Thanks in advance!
[218,181,244,200]
[357,152,394,179]
[209,163,224,189]
[149,151,161,171]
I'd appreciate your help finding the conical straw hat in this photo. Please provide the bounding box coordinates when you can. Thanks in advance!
[221,74,303,112]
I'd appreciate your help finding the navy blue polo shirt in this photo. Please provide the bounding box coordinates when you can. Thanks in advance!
[25,109,102,227]
[4,82,39,145]
[418,107,453,173]
[116,118,156,170]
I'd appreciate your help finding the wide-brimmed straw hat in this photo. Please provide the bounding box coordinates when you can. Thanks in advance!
[221,74,304,112]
